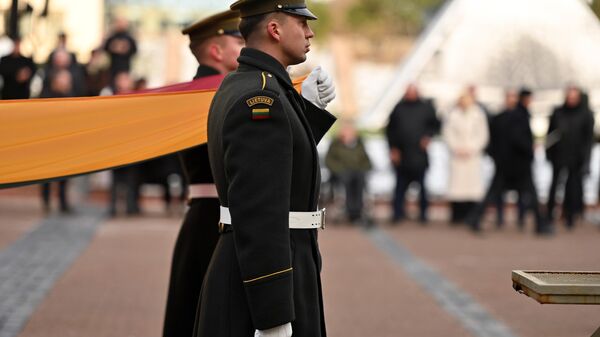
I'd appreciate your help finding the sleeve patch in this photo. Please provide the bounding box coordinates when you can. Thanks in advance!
[252,108,271,120]
[246,96,274,107]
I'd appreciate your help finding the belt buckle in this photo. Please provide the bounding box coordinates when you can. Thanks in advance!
[320,208,326,230]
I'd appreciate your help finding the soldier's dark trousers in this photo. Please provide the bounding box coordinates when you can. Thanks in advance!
[393,168,428,222]
[109,168,140,215]
[546,165,584,228]
[494,192,526,228]
[450,202,475,224]
[40,180,69,212]
[467,171,548,233]
[339,171,366,221]
[494,194,505,225]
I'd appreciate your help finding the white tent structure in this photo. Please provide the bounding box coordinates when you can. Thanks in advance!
[362,0,600,135]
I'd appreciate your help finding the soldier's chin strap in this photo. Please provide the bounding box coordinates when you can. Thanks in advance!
[0,76,305,189]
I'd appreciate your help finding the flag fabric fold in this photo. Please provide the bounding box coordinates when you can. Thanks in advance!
[0,76,304,188]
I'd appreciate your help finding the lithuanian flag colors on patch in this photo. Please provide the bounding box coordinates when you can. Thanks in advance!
[252,108,271,120]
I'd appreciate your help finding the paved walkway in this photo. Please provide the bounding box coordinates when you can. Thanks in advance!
[386,221,600,337]
[0,187,45,251]
[0,188,598,337]
[17,214,177,337]
[320,227,470,337]
[0,207,103,337]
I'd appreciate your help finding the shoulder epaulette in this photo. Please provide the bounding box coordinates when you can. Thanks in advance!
[259,71,280,96]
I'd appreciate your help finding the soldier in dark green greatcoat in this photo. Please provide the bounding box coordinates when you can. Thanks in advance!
[194,1,336,336]
[163,10,244,337]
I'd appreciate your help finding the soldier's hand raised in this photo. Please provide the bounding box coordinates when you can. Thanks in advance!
[302,66,336,109]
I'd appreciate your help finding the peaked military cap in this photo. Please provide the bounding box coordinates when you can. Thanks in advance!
[230,0,317,20]
[182,10,242,43]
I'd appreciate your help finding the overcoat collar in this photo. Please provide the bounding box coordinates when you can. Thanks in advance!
[194,64,220,80]
[237,48,294,90]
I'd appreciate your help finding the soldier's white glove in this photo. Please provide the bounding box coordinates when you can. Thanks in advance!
[302,66,336,110]
[255,323,292,337]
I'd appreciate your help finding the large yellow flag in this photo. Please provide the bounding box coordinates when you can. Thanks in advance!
[0,76,304,188]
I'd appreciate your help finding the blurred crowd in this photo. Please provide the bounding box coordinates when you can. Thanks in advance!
[2,18,598,235]
[326,83,595,235]
[0,18,183,216]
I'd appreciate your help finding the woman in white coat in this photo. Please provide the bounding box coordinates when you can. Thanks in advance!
[443,91,489,223]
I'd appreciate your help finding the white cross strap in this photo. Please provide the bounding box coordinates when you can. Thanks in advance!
[219,206,326,230]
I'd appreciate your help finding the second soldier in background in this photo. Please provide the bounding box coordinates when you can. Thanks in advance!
[162,10,244,337]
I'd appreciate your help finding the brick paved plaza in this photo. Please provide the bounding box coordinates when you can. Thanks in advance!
[0,186,599,337]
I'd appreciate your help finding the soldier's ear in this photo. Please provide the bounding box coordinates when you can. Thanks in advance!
[208,42,223,62]
[266,19,282,42]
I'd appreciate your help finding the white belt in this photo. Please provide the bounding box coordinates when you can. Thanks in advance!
[188,184,219,199]
[219,206,326,230]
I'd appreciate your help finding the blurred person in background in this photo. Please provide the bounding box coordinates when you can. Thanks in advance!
[325,121,372,224]
[85,48,111,96]
[545,86,595,229]
[106,72,182,215]
[489,90,526,229]
[40,69,73,99]
[42,48,87,97]
[468,89,551,235]
[162,10,243,337]
[104,17,138,76]
[0,37,36,100]
[386,83,440,224]
[105,71,140,216]
[467,85,490,117]
[134,77,148,91]
[46,32,78,66]
[443,91,489,224]
[100,70,135,96]
[39,70,74,213]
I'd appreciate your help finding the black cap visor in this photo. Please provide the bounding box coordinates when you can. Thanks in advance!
[281,7,318,20]
[224,30,243,37]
